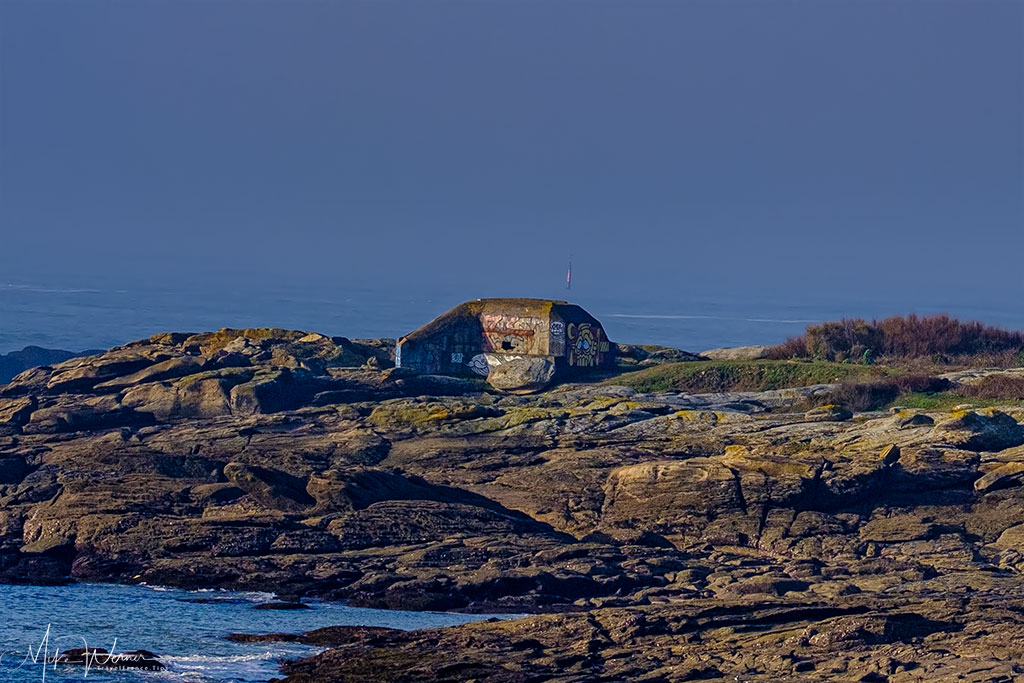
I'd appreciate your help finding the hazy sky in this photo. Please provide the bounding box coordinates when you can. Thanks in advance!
[1,0,1022,303]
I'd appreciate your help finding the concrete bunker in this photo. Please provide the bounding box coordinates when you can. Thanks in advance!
[396,298,612,388]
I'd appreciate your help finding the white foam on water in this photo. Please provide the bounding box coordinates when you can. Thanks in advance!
[163,651,296,664]
[140,584,276,602]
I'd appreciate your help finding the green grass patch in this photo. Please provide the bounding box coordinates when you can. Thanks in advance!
[891,392,1024,411]
[606,360,892,394]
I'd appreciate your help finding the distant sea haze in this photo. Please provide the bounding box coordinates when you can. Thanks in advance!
[3,277,1024,356]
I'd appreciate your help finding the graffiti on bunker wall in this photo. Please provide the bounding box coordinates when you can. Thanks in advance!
[481,314,547,354]
[567,323,609,367]
[467,354,490,376]
[550,321,566,356]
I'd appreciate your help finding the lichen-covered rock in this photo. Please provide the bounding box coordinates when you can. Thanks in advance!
[700,344,773,361]
[805,403,853,422]
[932,409,1024,451]
[121,369,254,419]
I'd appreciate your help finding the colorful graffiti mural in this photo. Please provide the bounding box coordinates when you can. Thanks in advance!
[467,354,490,376]
[481,314,547,354]
[567,323,610,367]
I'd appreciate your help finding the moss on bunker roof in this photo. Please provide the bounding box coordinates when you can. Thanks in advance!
[400,298,579,343]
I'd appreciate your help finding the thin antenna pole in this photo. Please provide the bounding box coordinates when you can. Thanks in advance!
[566,256,572,290]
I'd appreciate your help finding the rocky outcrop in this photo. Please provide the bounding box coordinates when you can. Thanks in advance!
[3,328,1024,680]
[613,343,704,365]
[700,344,773,361]
[268,594,1024,682]
[223,462,316,512]
[931,408,1024,451]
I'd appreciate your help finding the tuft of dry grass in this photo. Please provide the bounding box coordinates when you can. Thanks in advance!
[959,375,1024,400]
[821,375,952,412]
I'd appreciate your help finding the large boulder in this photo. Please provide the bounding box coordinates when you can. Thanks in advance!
[601,458,742,527]
[228,368,330,415]
[0,365,56,397]
[890,446,979,492]
[975,461,1024,493]
[121,368,254,420]
[931,409,1024,452]
[486,357,556,394]
[700,345,773,361]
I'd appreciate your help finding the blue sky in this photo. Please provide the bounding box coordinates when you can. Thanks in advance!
[1,1,1021,305]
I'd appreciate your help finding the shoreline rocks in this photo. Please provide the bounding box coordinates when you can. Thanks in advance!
[3,328,1024,680]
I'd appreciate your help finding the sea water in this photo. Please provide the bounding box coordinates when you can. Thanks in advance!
[0,583,519,683]
[4,273,1023,356]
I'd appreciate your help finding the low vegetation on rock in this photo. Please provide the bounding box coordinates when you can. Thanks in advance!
[608,359,888,394]
[769,314,1024,366]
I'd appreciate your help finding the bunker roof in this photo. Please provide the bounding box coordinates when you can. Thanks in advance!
[399,298,576,343]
